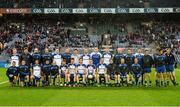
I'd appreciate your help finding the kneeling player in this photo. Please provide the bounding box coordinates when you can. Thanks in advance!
[131,58,142,86]
[58,60,68,86]
[31,60,41,87]
[76,58,87,86]
[87,59,96,85]
[96,58,108,86]
[42,60,52,86]
[118,58,128,86]
[67,58,77,86]
[107,58,115,86]
[6,61,18,86]
[19,60,30,87]
[50,61,59,86]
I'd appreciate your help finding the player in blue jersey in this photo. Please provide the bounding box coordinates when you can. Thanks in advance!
[102,47,113,65]
[118,58,129,86]
[19,60,30,87]
[135,48,144,66]
[31,47,41,64]
[67,58,77,87]
[6,61,19,86]
[52,47,62,67]
[86,59,96,86]
[31,60,41,87]
[58,59,68,86]
[114,48,125,65]
[82,48,90,66]
[131,58,142,86]
[50,61,59,86]
[165,48,178,86]
[42,60,52,86]
[62,48,71,64]
[41,47,52,64]
[76,58,87,86]
[154,49,167,87]
[90,47,102,66]
[96,58,107,86]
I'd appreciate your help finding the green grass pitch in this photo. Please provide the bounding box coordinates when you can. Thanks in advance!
[0,68,180,106]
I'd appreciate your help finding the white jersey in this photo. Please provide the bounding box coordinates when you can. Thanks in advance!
[71,54,81,64]
[68,64,76,74]
[33,65,41,78]
[102,53,113,65]
[97,64,107,74]
[77,64,86,74]
[10,54,20,67]
[53,53,62,66]
[82,54,90,66]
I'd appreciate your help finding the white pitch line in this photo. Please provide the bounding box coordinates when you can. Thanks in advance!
[0,81,8,85]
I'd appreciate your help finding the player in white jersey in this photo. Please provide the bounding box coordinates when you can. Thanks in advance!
[82,48,90,66]
[53,47,62,67]
[71,49,81,65]
[57,59,68,86]
[102,47,113,65]
[76,58,87,85]
[96,58,107,85]
[10,48,20,67]
[31,60,41,87]
[67,58,77,86]
[86,59,96,85]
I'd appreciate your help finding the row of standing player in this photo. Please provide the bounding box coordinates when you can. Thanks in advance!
[7,47,178,87]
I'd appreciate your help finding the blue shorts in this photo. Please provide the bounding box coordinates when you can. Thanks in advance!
[70,74,75,78]
[133,73,141,78]
[61,73,65,78]
[120,73,127,78]
[156,66,166,73]
[166,65,174,72]
[143,68,151,73]
[34,76,41,82]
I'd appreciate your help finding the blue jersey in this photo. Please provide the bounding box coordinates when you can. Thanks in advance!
[91,52,102,66]
[154,54,166,67]
[135,53,144,66]
[60,65,68,74]
[50,65,59,75]
[18,65,30,76]
[97,63,107,74]
[31,53,41,64]
[125,54,135,66]
[166,53,176,65]
[82,54,90,66]
[68,64,77,74]
[87,64,96,75]
[113,53,124,65]
[6,66,19,76]
[41,53,52,64]
[77,64,86,74]
[102,52,113,65]
[62,53,71,64]
[118,64,128,74]
[42,64,51,75]
[131,63,142,75]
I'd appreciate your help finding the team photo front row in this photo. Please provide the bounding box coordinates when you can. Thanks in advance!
[6,47,178,87]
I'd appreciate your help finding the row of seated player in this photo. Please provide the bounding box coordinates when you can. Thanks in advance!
[6,47,178,87]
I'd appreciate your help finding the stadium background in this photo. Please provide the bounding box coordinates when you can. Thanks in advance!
[0,0,180,106]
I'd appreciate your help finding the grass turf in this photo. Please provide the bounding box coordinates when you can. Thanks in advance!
[0,68,180,106]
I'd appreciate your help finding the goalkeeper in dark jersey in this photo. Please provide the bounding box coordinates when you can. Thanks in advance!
[50,61,59,86]
[42,60,52,86]
[142,49,154,86]
[19,60,30,87]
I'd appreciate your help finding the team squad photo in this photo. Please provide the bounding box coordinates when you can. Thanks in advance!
[7,47,178,87]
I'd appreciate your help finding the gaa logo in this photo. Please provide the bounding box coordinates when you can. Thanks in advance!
[33,9,42,13]
[176,8,180,13]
